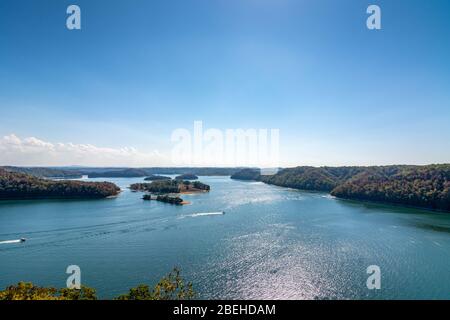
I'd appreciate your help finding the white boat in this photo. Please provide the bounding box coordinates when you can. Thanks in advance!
[191,211,225,217]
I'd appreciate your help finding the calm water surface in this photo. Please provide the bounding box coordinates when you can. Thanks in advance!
[0,176,449,299]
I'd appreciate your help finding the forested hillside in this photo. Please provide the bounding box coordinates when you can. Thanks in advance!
[0,169,120,200]
[330,165,450,211]
[260,166,367,192]
[232,165,450,212]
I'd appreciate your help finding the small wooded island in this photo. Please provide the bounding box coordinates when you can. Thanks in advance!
[130,179,210,205]
[175,174,198,180]
[0,169,120,200]
[144,175,172,181]
[231,165,450,212]
[142,194,185,205]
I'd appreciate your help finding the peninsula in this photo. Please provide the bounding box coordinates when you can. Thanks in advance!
[0,169,120,200]
[231,165,450,212]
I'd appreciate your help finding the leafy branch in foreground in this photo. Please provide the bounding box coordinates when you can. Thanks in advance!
[0,268,194,300]
[116,267,195,300]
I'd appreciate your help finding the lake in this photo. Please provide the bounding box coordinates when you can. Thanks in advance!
[0,176,449,299]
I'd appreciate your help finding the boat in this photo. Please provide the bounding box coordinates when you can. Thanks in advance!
[20,238,26,242]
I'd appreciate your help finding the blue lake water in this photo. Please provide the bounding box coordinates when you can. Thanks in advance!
[0,176,449,299]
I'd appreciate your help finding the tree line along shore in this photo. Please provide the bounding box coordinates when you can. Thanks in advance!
[231,165,450,212]
[1,165,449,212]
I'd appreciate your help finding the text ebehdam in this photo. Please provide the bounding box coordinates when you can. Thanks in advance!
[171,121,280,169]
[173,304,276,317]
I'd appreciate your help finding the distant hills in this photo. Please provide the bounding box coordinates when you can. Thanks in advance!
[87,168,148,178]
[0,166,243,178]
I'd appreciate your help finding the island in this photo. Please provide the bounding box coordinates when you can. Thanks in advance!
[144,175,172,181]
[130,180,181,193]
[142,194,185,205]
[130,179,210,205]
[130,179,210,194]
[0,169,120,200]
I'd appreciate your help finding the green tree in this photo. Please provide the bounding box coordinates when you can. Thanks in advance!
[116,268,195,300]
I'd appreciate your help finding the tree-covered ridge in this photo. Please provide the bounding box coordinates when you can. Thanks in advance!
[0,169,120,200]
[330,165,450,212]
[0,268,194,300]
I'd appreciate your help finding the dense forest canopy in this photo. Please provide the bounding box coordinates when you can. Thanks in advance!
[259,166,367,192]
[330,165,450,212]
[0,169,120,200]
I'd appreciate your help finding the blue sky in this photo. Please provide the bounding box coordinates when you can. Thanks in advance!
[1,0,449,167]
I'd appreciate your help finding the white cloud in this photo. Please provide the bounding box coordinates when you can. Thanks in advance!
[0,134,169,167]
